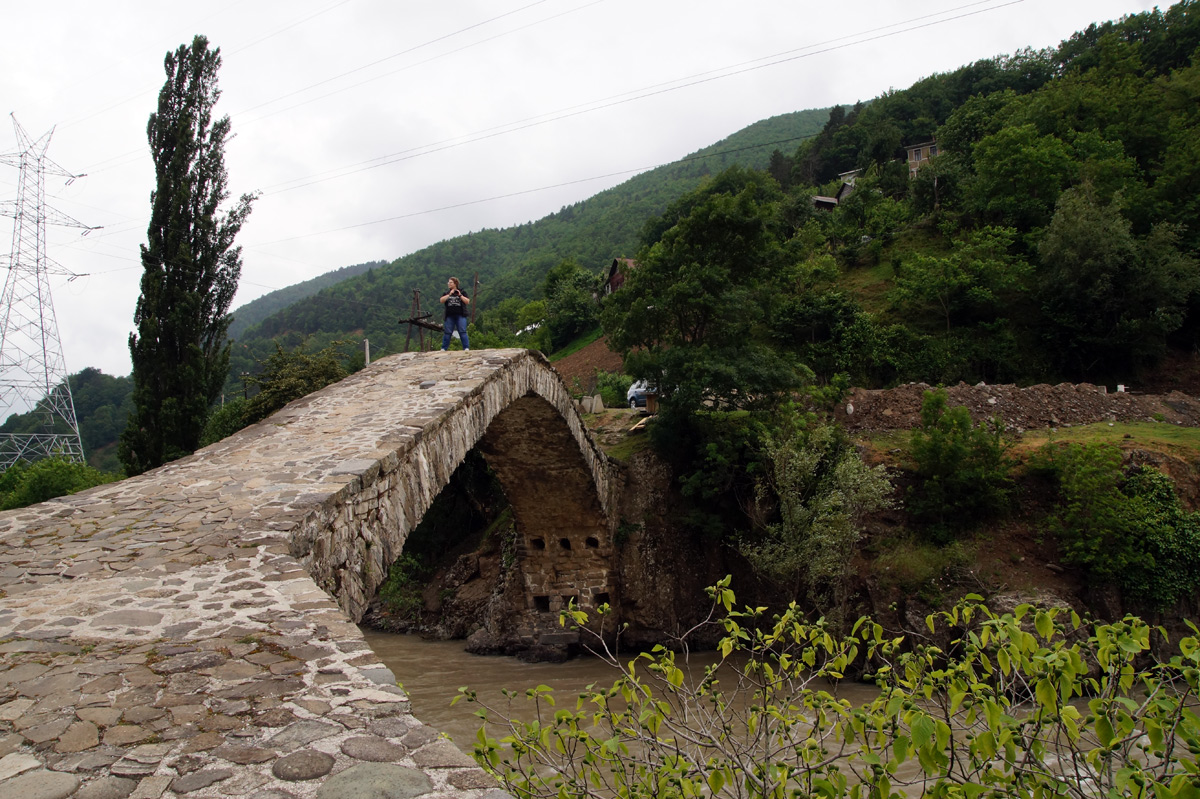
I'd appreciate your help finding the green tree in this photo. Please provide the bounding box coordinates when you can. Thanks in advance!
[242,341,349,426]
[908,388,1013,540]
[1148,57,1200,245]
[935,91,1015,170]
[199,397,248,446]
[744,424,892,623]
[1037,184,1199,375]
[969,123,1074,229]
[120,35,256,476]
[540,257,600,350]
[892,226,1029,332]
[602,167,808,415]
[471,296,525,348]
[0,457,119,510]
[767,148,794,189]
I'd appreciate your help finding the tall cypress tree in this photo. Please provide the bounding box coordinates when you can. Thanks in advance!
[119,35,255,476]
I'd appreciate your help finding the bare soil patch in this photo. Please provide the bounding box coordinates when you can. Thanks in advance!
[550,336,624,395]
[835,381,1200,433]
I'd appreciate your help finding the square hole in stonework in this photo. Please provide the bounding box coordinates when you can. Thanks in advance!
[533,595,551,612]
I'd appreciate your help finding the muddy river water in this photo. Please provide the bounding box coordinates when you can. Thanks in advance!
[362,627,1168,799]
[361,628,883,755]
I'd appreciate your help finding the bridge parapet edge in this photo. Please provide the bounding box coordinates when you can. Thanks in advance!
[291,348,619,622]
[2,348,620,798]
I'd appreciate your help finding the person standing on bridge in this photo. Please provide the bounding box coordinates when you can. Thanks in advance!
[440,276,471,351]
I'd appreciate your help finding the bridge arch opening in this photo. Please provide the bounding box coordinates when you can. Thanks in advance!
[363,389,616,653]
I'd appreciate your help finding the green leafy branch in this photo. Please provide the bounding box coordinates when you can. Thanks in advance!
[458,579,1200,799]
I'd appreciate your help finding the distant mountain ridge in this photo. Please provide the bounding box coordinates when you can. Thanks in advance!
[228,259,388,340]
[226,107,834,383]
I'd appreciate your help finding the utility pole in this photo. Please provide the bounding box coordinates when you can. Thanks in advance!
[0,115,98,470]
[401,289,440,352]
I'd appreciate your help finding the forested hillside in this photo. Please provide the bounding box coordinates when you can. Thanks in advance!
[582,0,1200,626]
[227,259,388,340]
[225,108,832,387]
[374,3,1200,651]
[228,3,1200,395]
[765,0,1200,387]
[0,368,132,473]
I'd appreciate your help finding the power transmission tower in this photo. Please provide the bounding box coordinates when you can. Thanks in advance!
[0,115,98,470]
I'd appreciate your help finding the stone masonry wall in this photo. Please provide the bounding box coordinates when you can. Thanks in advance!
[288,349,618,623]
[0,349,616,799]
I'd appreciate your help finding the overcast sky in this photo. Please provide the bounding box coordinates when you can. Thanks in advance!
[0,0,1163,386]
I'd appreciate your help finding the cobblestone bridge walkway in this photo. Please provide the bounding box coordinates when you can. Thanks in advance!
[0,349,612,799]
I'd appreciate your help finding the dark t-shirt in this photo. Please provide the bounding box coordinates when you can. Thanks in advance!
[444,290,468,317]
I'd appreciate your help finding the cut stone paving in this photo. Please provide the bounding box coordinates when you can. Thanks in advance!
[0,349,616,798]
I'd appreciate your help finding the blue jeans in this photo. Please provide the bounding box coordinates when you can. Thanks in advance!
[442,315,469,350]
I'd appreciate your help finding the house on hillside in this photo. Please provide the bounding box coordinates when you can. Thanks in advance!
[605,258,636,295]
[906,140,938,176]
[836,170,859,201]
[811,170,860,211]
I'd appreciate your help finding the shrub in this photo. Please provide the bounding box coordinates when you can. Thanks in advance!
[1036,442,1200,608]
[1122,467,1200,608]
[243,341,349,425]
[0,457,120,510]
[908,388,1013,541]
[593,370,633,408]
[1034,442,1139,582]
[376,554,424,619]
[461,581,1200,799]
[744,424,892,622]
[200,397,249,446]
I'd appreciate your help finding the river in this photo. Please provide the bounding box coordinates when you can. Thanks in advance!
[360,628,883,756]
[363,627,1180,799]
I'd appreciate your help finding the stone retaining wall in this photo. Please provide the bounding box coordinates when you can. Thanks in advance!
[0,349,616,799]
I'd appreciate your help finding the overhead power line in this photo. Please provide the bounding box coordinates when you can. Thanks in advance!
[65,129,821,290]
[39,0,1026,297]
[235,0,561,119]
[258,0,1024,197]
[250,133,820,248]
[74,0,591,180]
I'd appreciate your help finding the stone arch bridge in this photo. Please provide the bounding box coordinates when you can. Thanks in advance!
[0,349,621,798]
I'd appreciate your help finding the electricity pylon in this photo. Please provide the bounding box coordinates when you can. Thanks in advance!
[0,115,98,471]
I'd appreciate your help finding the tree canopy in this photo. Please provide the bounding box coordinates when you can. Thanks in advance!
[602,167,810,416]
[120,35,256,475]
